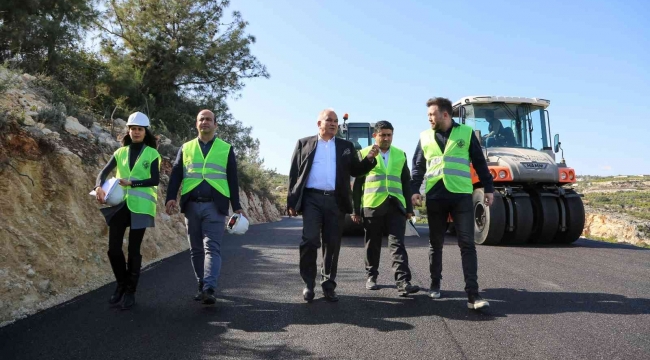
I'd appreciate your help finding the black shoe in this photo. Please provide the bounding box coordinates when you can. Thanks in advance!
[121,293,135,310]
[194,281,204,301]
[109,283,125,305]
[397,283,420,297]
[303,287,315,302]
[323,289,339,302]
[202,288,216,305]
[467,293,490,310]
[366,277,378,290]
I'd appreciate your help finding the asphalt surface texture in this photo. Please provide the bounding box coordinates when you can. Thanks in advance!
[1,216,649,360]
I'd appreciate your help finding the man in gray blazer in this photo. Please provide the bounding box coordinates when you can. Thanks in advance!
[287,108,379,302]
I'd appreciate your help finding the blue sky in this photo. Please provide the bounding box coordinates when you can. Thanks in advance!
[224,0,649,176]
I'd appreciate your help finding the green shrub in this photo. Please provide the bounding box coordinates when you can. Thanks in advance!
[34,76,88,118]
[38,103,67,130]
[75,110,95,128]
[0,62,20,95]
[585,191,650,221]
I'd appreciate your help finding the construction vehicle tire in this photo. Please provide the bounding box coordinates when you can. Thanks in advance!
[473,188,505,245]
[529,193,560,244]
[502,194,533,245]
[554,192,585,244]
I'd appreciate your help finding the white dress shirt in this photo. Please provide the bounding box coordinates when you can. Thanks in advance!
[380,148,390,167]
[305,135,337,191]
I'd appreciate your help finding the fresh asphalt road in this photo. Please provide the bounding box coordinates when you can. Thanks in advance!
[1,217,649,360]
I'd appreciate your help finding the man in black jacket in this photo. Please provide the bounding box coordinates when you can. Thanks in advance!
[411,97,494,310]
[287,108,379,302]
[165,109,246,305]
[351,120,420,297]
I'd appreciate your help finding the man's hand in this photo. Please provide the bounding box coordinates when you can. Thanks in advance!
[484,192,494,207]
[406,212,413,220]
[165,200,177,215]
[351,214,361,224]
[118,178,132,186]
[411,194,422,207]
[95,187,106,204]
[287,207,297,217]
[235,209,248,219]
[365,144,380,159]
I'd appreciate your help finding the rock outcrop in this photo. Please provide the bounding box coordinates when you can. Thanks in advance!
[583,207,650,247]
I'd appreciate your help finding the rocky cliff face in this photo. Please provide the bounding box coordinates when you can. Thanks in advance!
[583,207,650,247]
[0,71,281,325]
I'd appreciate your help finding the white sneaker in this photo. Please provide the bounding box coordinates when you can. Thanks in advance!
[429,289,441,299]
[467,294,490,310]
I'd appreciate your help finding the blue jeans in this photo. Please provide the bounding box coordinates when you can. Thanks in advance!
[184,201,226,291]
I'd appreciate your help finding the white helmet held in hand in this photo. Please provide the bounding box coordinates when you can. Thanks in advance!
[126,112,150,127]
[226,213,249,235]
[105,183,125,206]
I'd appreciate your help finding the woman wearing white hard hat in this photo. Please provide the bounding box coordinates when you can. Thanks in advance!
[94,111,161,310]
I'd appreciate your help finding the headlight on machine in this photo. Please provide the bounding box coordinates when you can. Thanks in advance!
[498,170,507,179]
[561,172,567,180]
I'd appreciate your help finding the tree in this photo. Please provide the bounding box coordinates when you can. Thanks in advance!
[97,0,268,103]
[0,0,96,75]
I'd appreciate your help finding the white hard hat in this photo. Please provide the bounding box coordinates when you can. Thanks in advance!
[105,184,125,206]
[126,112,150,127]
[226,213,249,235]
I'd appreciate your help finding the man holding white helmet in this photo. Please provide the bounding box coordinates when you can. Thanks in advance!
[165,109,247,305]
[226,212,249,235]
[94,111,161,310]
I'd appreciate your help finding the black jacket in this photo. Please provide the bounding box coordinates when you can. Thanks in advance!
[352,153,414,217]
[165,137,242,216]
[287,135,377,214]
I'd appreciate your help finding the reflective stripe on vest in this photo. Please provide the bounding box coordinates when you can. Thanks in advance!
[359,145,407,209]
[420,125,473,194]
[114,145,161,217]
[181,138,231,198]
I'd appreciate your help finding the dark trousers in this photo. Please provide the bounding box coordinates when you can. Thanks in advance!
[299,192,344,291]
[426,195,479,294]
[107,206,145,293]
[364,207,412,286]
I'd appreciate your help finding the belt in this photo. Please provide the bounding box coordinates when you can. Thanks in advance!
[190,197,213,203]
[305,188,336,196]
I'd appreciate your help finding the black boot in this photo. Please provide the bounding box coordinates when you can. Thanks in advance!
[122,254,142,310]
[107,251,127,305]
[194,280,204,301]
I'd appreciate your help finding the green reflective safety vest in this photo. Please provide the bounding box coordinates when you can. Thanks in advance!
[359,145,407,209]
[181,137,231,198]
[420,124,473,194]
[114,145,161,217]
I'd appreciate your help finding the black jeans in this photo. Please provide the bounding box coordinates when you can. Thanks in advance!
[364,207,411,286]
[426,195,479,295]
[108,205,145,257]
[107,205,145,292]
[299,192,344,291]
